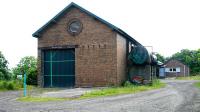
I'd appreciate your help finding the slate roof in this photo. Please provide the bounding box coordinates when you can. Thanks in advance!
[32,2,142,46]
[164,59,189,67]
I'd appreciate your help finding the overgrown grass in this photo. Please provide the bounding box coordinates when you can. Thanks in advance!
[80,79,165,99]
[175,75,200,80]
[0,80,35,91]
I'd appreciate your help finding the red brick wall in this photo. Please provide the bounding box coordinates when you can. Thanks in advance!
[37,7,120,87]
[116,34,127,84]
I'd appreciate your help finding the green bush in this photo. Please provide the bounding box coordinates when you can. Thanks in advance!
[0,80,23,90]
[0,81,4,89]
[123,81,133,87]
[7,82,14,90]
[27,70,37,85]
[13,80,23,88]
[152,79,161,86]
[0,81,9,90]
[2,81,8,89]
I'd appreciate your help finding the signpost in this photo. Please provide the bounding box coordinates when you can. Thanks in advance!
[21,63,31,97]
[17,74,23,79]
[24,73,27,97]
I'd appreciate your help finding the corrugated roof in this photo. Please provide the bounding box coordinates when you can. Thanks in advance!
[32,2,142,46]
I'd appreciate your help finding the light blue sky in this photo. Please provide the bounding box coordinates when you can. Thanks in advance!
[0,0,199,68]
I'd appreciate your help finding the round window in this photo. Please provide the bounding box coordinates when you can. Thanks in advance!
[67,19,82,36]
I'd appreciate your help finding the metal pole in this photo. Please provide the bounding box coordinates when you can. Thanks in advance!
[24,73,27,97]
[50,51,53,87]
[188,67,190,76]
[184,65,185,77]
[150,66,152,81]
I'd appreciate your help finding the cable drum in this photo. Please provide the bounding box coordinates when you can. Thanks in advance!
[128,46,149,65]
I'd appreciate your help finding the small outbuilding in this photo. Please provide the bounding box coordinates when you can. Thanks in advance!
[32,2,148,87]
[160,59,190,77]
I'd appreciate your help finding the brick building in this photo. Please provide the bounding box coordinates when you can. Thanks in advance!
[162,59,190,77]
[33,2,144,87]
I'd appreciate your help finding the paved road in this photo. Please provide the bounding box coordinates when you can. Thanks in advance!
[0,80,200,112]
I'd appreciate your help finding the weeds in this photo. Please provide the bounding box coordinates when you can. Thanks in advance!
[81,79,165,99]
[176,75,200,80]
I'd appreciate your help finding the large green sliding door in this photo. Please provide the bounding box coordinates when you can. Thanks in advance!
[43,49,75,87]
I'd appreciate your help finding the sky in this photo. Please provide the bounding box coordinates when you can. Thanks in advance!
[0,0,199,68]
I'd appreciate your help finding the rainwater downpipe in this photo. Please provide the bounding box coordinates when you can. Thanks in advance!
[184,65,185,77]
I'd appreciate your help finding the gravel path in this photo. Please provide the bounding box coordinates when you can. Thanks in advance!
[0,80,200,112]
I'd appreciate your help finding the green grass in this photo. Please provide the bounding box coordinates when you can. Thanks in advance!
[175,75,200,80]
[17,97,69,102]
[0,80,36,91]
[16,88,70,102]
[80,79,166,99]
[194,82,200,88]
[0,80,22,91]
[17,79,166,102]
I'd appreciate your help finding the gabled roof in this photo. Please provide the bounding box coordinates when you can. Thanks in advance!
[164,59,189,67]
[32,2,142,46]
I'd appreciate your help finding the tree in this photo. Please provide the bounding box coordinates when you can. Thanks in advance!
[13,56,37,85]
[155,53,165,63]
[0,51,10,80]
[171,49,193,65]
[170,49,200,74]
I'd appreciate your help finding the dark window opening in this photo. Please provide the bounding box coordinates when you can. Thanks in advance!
[173,68,176,72]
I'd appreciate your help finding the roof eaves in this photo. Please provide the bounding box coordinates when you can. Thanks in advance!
[116,28,142,46]
[32,2,142,46]
[32,2,75,37]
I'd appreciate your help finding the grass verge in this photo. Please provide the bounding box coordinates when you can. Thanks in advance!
[175,75,200,80]
[17,79,165,102]
[17,97,69,102]
[194,82,200,88]
[80,79,165,99]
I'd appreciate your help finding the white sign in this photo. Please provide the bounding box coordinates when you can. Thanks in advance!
[17,75,23,79]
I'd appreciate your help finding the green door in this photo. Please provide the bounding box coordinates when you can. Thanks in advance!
[43,49,75,87]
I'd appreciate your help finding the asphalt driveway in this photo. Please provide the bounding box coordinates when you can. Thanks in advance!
[0,80,200,112]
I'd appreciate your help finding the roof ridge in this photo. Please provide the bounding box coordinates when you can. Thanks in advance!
[32,2,142,46]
